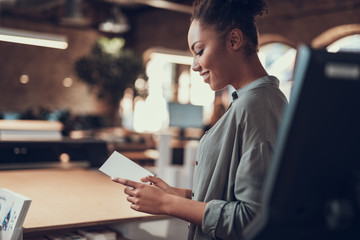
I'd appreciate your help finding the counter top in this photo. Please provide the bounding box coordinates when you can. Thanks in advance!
[0,168,162,233]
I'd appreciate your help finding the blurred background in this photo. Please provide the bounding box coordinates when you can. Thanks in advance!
[0,0,359,170]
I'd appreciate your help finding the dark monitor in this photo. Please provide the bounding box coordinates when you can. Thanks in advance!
[168,102,204,139]
[243,46,360,240]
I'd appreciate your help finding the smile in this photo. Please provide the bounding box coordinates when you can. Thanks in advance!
[201,71,210,83]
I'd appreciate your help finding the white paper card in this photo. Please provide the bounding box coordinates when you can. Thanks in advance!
[99,151,154,182]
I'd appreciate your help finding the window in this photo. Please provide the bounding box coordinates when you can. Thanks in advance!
[132,49,214,133]
[258,43,297,100]
[327,34,360,53]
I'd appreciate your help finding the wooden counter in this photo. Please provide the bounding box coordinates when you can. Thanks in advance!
[0,168,163,234]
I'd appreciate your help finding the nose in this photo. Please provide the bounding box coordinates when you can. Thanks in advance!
[192,57,201,72]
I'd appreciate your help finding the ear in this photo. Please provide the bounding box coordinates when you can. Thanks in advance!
[228,28,243,51]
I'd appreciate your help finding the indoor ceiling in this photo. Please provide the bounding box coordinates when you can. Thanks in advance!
[0,0,194,30]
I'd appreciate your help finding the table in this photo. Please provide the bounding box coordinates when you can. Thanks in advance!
[0,168,165,238]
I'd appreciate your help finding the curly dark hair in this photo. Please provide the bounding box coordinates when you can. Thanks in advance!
[191,0,268,56]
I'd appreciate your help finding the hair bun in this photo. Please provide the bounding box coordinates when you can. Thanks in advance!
[230,0,250,5]
[231,0,268,17]
[239,0,249,4]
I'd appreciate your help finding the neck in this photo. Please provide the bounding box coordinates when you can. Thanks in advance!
[232,53,268,90]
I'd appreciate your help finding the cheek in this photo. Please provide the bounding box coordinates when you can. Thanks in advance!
[199,52,214,70]
[201,45,227,72]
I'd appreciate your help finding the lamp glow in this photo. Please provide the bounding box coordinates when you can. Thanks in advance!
[0,27,68,49]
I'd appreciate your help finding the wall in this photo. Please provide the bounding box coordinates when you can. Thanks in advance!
[0,8,191,117]
[258,0,360,47]
[127,8,191,55]
[0,16,107,115]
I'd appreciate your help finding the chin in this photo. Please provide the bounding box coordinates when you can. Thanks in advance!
[209,83,227,92]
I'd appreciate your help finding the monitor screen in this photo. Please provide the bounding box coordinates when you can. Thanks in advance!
[243,45,360,240]
[168,102,204,129]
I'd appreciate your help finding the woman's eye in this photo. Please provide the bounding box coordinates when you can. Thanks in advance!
[196,49,203,56]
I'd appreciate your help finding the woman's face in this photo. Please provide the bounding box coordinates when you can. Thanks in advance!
[188,20,235,91]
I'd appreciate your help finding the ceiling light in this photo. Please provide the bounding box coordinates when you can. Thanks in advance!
[0,27,68,49]
[134,0,192,14]
[99,7,130,34]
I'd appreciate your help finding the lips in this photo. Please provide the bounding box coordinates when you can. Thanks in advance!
[201,71,210,83]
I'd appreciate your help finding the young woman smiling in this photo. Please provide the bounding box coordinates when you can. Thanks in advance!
[112,0,288,239]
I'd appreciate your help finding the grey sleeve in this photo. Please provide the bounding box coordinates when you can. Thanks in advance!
[202,200,256,239]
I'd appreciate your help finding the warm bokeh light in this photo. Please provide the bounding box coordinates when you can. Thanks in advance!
[59,153,70,163]
[19,74,29,84]
[120,88,134,130]
[135,77,147,91]
[63,77,73,87]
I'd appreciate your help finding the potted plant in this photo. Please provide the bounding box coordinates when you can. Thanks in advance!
[75,37,145,126]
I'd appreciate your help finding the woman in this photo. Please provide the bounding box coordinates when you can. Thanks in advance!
[112,0,288,239]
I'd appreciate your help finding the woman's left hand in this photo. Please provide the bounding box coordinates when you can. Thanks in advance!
[112,177,169,215]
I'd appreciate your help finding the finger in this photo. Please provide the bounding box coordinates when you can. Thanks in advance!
[112,177,138,188]
[126,196,136,204]
[130,203,141,212]
[124,186,136,196]
[140,175,160,184]
[140,175,153,182]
